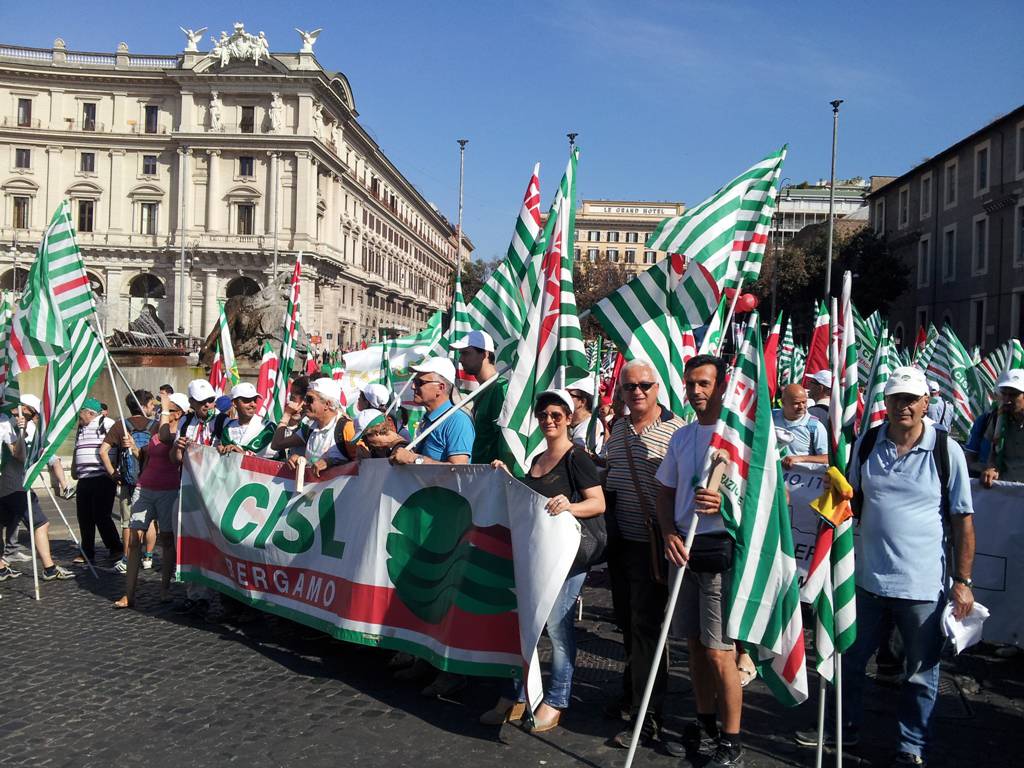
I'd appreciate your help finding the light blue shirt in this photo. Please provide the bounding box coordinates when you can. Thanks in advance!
[850,422,973,601]
[772,411,827,457]
[416,401,475,462]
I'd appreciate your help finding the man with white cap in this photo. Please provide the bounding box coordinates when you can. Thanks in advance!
[217,382,277,459]
[925,380,953,432]
[795,365,975,766]
[272,377,351,475]
[391,357,474,466]
[451,330,508,464]
[806,370,832,424]
[0,395,74,581]
[165,379,221,465]
[982,369,1024,485]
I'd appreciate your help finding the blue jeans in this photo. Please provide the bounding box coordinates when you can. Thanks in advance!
[843,587,944,758]
[514,570,588,710]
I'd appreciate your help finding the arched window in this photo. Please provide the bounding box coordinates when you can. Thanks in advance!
[129,273,166,299]
[86,271,105,298]
[225,276,261,298]
[0,267,28,292]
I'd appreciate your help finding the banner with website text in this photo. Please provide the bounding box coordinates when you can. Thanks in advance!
[786,464,1024,646]
[177,446,580,700]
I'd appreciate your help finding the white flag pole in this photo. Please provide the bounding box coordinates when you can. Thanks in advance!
[835,651,843,768]
[25,482,41,601]
[43,484,98,579]
[815,673,827,768]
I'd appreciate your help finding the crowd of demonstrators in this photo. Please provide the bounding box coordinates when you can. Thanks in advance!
[484,389,606,731]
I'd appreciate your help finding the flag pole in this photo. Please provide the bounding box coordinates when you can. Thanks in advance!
[104,352,145,414]
[42,484,98,579]
[89,316,131,435]
[455,139,468,281]
[815,673,827,768]
[823,100,843,298]
[25,481,41,601]
[835,650,844,768]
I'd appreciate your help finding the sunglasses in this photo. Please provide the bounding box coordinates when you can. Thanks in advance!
[303,396,317,405]
[622,381,656,393]
[536,410,566,423]
[236,397,258,404]
[199,397,216,405]
[412,378,441,389]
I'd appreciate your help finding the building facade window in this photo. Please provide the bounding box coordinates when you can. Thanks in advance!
[144,105,159,134]
[974,141,991,196]
[873,199,885,235]
[236,203,255,235]
[607,248,619,261]
[16,97,31,127]
[942,225,957,282]
[12,196,29,229]
[586,248,598,261]
[944,158,958,208]
[626,232,639,243]
[14,147,30,169]
[77,200,95,232]
[920,172,932,219]
[238,156,254,177]
[625,249,636,263]
[240,106,255,134]
[82,102,96,131]
[80,152,95,174]
[1018,120,1024,179]
[142,154,157,176]
[917,235,931,288]
[898,185,910,228]
[972,215,988,275]
[139,202,158,235]
[1016,202,1024,268]
[607,231,620,243]
[587,230,599,242]
[644,250,656,264]
[970,297,987,348]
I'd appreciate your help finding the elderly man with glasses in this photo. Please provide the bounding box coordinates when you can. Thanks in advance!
[391,357,474,467]
[603,358,684,748]
[272,378,350,475]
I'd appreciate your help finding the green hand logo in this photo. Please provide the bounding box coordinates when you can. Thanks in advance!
[386,487,515,624]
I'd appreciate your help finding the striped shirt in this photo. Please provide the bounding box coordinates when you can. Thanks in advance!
[604,408,684,542]
[74,415,116,479]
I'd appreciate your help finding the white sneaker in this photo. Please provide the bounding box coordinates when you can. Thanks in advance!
[5,550,32,563]
[142,556,154,571]
[113,558,128,574]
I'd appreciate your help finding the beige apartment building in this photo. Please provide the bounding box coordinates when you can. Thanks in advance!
[572,199,686,275]
[0,26,469,347]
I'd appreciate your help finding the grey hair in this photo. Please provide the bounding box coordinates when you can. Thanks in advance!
[620,358,660,384]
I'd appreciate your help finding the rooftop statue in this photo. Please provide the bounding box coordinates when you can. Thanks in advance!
[208,22,270,67]
[179,26,207,53]
[295,28,322,54]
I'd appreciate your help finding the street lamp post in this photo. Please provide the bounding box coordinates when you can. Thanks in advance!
[567,132,578,152]
[824,99,844,299]
[455,139,468,281]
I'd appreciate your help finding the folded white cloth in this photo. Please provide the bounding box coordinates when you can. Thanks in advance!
[941,600,990,654]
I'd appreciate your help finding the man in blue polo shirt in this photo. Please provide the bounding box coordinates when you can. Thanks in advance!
[772,383,828,469]
[796,365,975,767]
[391,357,474,466]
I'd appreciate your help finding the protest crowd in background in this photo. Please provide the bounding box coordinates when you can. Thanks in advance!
[3,148,1023,768]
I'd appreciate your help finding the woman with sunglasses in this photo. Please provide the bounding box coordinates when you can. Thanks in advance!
[483,389,605,733]
[114,392,189,609]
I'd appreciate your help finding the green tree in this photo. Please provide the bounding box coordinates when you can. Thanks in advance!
[573,258,630,338]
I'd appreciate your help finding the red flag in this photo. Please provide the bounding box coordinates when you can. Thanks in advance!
[914,325,927,353]
[764,312,783,399]
[255,344,278,408]
[803,302,831,386]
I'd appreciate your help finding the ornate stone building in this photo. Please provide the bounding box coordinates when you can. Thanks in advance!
[0,25,470,348]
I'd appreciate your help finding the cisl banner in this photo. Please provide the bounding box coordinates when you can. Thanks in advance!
[177,445,580,701]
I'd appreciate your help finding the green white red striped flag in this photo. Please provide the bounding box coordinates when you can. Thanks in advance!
[859,323,895,432]
[5,201,97,377]
[591,254,722,415]
[23,320,105,489]
[913,323,939,368]
[466,164,542,364]
[208,301,239,396]
[255,341,278,410]
[260,253,302,423]
[764,311,783,399]
[777,317,796,388]
[702,312,807,704]
[498,148,589,474]
[852,304,878,388]
[925,325,975,435]
[0,295,19,411]
[646,148,786,291]
[803,301,830,383]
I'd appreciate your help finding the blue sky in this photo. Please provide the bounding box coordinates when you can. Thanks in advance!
[4,0,1023,259]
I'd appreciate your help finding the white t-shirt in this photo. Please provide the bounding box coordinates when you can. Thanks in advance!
[654,422,727,535]
[303,414,346,464]
[571,415,606,457]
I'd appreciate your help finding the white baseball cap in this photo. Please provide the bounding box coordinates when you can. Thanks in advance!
[566,378,596,398]
[411,357,457,386]
[168,393,191,413]
[19,394,41,413]
[807,370,833,389]
[187,379,217,402]
[230,382,259,400]
[351,408,388,441]
[360,383,391,409]
[884,366,929,397]
[537,389,575,415]
[997,368,1024,394]
[928,379,941,393]
[309,377,343,406]
[451,330,495,353]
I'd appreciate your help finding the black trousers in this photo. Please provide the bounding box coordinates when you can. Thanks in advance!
[75,475,122,559]
[607,536,669,717]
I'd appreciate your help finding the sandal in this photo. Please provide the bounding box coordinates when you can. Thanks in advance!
[737,658,757,687]
[72,555,87,565]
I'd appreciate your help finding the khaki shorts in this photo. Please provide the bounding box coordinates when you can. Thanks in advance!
[128,487,179,533]
[670,565,734,651]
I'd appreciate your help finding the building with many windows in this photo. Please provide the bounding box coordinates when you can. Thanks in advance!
[571,199,686,274]
[866,104,1024,351]
[0,26,469,348]
[769,179,868,249]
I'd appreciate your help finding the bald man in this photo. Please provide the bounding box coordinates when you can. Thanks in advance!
[772,384,828,469]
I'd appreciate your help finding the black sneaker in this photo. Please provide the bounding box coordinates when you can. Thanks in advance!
[0,566,22,581]
[793,727,860,747]
[666,720,718,757]
[893,752,924,767]
[706,741,744,768]
[612,713,660,749]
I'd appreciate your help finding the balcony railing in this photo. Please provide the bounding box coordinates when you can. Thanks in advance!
[0,44,180,69]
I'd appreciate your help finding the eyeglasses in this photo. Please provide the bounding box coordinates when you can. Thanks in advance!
[569,391,588,400]
[536,410,566,423]
[622,381,656,393]
[303,396,317,405]
[237,397,258,404]
[199,397,215,406]
[412,378,441,390]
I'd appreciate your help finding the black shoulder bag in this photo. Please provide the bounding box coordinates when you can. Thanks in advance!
[565,447,608,573]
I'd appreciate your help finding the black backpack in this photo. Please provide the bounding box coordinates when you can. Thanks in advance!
[851,425,951,520]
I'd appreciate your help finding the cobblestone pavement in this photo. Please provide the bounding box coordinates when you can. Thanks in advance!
[1,498,1021,768]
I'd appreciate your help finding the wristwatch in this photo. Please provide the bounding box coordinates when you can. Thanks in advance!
[952,575,973,588]
[414,456,425,465]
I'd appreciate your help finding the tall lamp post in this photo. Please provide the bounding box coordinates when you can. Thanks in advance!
[455,139,468,280]
[567,132,578,152]
[823,99,844,299]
